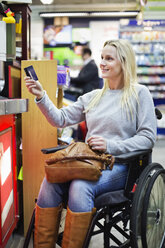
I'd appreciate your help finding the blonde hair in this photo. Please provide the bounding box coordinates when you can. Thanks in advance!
[84,39,139,119]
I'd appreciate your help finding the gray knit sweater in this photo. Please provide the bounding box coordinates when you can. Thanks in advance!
[36,84,157,156]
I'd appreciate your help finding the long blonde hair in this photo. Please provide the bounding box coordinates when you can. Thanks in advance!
[84,39,139,119]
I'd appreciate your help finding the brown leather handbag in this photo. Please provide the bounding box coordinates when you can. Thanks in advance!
[45,142,115,183]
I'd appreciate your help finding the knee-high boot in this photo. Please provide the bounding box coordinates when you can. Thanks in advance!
[62,207,96,248]
[34,203,63,248]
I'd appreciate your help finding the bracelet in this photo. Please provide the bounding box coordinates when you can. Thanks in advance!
[36,91,45,102]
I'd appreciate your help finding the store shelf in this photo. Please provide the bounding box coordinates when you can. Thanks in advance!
[8,4,31,60]
[120,21,165,136]
[137,66,165,74]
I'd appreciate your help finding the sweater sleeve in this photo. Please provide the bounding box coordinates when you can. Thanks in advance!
[35,91,89,128]
[106,86,157,155]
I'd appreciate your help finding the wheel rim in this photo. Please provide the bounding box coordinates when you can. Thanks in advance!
[130,163,163,248]
[142,170,165,248]
[136,177,151,248]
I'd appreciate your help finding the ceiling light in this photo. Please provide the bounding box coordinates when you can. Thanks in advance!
[90,12,139,17]
[40,0,54,5]
[39,11,139,18]
[40,12,89,17]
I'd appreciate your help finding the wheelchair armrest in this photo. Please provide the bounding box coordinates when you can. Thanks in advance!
[41,145,69,154]
[115,149,152,163]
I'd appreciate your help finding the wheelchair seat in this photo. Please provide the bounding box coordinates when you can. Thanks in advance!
[94,189,127,209]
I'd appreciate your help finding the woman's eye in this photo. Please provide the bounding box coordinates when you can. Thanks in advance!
[101,56,113,61]
[107,57,113,60]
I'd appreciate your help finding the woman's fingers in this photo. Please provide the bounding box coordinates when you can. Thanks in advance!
[24,77,44,98]
[87,136,104,144]
[24,76,31,80]
[87,136,107,152]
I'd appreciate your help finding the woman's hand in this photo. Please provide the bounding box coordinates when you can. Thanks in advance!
[24,76,44,100]
[87,136,107,152]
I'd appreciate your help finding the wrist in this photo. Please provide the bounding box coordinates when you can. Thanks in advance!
[36,91,44,101]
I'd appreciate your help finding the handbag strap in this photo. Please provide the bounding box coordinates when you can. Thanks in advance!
[46,154,115,170]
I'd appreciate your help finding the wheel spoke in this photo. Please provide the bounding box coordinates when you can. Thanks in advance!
[146,221,156,247]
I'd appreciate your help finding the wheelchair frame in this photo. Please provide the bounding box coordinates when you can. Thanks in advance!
[83,150,165,248]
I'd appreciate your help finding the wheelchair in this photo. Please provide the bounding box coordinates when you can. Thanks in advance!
[23,109,165,248]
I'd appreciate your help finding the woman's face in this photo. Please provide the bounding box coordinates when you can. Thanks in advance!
[100,45,123,81]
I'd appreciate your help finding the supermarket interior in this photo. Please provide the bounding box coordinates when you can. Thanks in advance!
[0,0,165,247]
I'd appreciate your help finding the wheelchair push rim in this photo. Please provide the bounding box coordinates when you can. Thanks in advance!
[141,169,165,248]
[130,163,163,248]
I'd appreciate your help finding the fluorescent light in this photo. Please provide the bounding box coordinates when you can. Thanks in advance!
[40,11,139,18]
[40,12,89,17]
[90,12,139,17]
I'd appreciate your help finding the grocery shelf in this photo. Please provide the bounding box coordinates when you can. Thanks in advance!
[120,21,165,136]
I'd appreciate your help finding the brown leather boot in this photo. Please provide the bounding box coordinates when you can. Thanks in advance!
[34,204,63,248]
[62,207,96,248]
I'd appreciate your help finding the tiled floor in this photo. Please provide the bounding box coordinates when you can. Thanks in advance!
[6,139,165,248]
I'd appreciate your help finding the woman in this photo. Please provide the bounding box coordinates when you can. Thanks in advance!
[25,39,157,248]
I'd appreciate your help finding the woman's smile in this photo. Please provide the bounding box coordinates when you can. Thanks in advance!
[101,68,109,73]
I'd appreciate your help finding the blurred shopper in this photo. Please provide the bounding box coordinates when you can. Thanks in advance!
[70,47,100,95]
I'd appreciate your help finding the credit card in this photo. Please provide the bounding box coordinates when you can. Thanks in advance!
[24,65,38,81]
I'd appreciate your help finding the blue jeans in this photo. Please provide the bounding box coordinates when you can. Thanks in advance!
[37,163,128,212]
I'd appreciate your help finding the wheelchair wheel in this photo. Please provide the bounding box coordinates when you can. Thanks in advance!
[141,168,165,248]
[130,163,163,248]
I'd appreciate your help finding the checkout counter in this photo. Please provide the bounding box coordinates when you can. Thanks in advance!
[21,60,58,235]
[0,97,28,247]
[0,4,31,244]
[0,23,28,244]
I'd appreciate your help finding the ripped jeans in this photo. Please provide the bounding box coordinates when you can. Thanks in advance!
[37,163,128,212]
